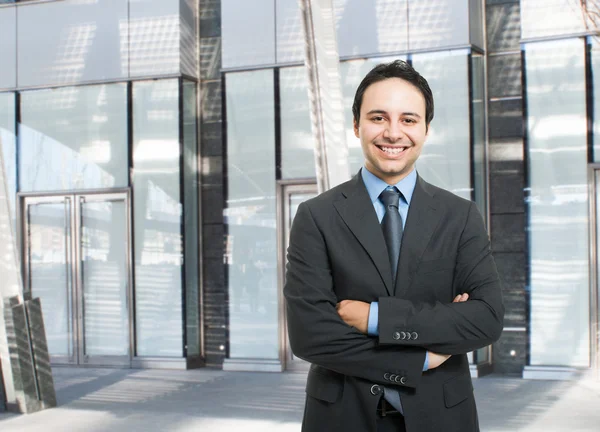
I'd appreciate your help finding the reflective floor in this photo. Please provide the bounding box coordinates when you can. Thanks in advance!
[0,368,599,431]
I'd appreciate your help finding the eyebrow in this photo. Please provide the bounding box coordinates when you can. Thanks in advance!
[366,109,422,118]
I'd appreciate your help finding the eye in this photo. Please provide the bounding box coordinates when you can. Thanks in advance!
[371,116,385,122]
[402,118,416,124]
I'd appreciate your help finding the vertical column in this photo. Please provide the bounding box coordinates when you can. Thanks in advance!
[199,0,228,366]
[485,0,528,375]
[299,0,350,192]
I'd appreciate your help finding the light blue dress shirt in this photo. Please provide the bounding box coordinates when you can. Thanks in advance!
[361,167,429,371]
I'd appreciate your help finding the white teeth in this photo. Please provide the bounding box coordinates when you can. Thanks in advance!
[380,146,405,155]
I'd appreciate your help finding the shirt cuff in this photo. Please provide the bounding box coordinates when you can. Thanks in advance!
[423,352,429,371]
[367,302,379,336]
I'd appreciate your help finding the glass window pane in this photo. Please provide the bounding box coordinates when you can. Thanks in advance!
[19,84,128,192]
[0,92,16,222]
[226,70,278,360]
[525,39,589,367]
[28,202,73,358]
[277,0,304,64]
[17,0,128,87]
[340,56,407,175]
[521,0,588,40]
[411,51,471,200]
[0,7,17,89]
[82,200,129,357]
[183,80,200,357]
[129,0,181,77]
[133,79,183,357]
[334,0,408,58]
[222,0,275,68]
[280,67,316,179]
[408,0,469,51]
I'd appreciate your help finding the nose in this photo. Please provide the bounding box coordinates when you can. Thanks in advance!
[383,122,405,142]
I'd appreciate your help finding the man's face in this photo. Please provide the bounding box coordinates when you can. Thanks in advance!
[354,77,429,185]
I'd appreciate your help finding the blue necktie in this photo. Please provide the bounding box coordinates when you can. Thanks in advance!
[380,187,403,283]
[379,186,404,414]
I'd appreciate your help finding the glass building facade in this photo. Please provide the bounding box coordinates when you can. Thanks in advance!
[0,0,598,380]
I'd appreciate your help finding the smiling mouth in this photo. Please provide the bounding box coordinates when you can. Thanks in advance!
[376,145,409,156]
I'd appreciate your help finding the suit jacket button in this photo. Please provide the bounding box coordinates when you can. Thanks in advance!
[405,332,412,340]
[370,385,383,395]
[384,373,390,380]
[394,376,402,383]
[411,332,418,340]
[400,331,407,340]
[399,376,407,385]
[393,332,401,340]
[389,374,396,381]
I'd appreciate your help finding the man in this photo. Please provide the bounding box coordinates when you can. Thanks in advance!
[284,60,504,432]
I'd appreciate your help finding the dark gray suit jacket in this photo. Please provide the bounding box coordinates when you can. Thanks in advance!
[284,171,504,432]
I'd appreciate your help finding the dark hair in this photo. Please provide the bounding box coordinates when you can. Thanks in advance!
[352,60,434,129]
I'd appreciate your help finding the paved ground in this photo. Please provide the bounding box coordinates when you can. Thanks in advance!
[0,367,599,431]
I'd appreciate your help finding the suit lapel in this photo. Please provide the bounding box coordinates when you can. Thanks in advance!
[333,174,394,295]
[395,176,441,295]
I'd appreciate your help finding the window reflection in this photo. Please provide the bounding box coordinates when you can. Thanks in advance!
[17,1,128,87]
[280,67,316,179]
[226,70,278,360]
[525,39,589,367]
[221,0,276,68]
[133,79,183,357]
[412,50,471,199]
[19,84,128,192]
[0,92,16,222]
[334,0,408,58]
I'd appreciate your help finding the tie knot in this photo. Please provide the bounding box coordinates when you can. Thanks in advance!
[380,187,401,208]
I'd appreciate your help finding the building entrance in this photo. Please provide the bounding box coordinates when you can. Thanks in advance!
[18,189,133,367]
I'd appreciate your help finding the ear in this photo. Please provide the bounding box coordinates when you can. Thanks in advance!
[353,118,359,138]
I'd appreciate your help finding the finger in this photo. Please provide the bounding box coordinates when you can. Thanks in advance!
[453,295,461,303]
[461,293,469,301]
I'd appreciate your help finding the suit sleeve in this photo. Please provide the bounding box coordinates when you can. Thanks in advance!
[377,201,504,355]
[284,202,426,388]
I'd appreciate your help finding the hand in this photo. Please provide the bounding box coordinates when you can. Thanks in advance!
[427,351,451,369]
[453,293,469,303]
[336,300,370,334]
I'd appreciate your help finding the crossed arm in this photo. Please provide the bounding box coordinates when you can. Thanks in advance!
[284,201,504,387]
[337,293,470,370]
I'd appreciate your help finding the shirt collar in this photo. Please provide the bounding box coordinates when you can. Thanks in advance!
[361,166,417,205]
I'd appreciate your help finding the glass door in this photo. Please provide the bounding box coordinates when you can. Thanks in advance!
[78,193,131,366]
[278,182,318,371]
[20,190,133,367]
[24,196,75,364]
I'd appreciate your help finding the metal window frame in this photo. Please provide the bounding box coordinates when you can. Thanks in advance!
[276,179,317,372]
